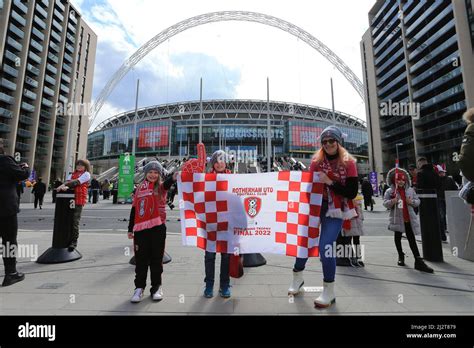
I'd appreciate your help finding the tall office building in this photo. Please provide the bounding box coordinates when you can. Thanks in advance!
[0,0,97,185]
[361,0,474,176]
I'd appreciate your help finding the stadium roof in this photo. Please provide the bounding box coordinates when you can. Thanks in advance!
[93,99,366,133]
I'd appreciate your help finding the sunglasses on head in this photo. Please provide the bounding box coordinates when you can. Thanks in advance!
[322,138,337,145]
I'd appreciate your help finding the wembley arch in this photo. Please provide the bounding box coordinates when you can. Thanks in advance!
[89,10,365,129]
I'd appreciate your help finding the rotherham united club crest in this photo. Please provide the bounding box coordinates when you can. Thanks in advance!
[244,196,261,218]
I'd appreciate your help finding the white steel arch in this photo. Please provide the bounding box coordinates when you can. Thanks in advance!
[90,11,365,129]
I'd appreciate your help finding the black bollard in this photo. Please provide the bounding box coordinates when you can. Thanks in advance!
[129,251,172,265]
[417,189,444,262]
[243,253,266,267]
[37,190,82,263]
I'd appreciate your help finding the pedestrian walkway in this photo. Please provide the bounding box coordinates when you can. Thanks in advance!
[0,230,472,315]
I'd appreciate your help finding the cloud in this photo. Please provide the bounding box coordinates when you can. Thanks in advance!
[71,0,376,130]
[90,41,241,128]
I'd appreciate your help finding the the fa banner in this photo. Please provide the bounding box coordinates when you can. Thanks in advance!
[178,171,324,258]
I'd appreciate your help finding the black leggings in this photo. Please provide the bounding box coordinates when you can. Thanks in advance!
[134,224,167,294]
[394,222,420,258]
[339,235,361,258]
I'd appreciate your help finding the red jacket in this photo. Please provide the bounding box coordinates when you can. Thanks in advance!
[71,171,89,206]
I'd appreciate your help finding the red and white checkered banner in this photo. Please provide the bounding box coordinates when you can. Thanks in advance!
[178,171,324,258]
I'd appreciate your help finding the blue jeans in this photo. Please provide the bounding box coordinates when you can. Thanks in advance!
[204,251,230,288]
[293,201,343,282]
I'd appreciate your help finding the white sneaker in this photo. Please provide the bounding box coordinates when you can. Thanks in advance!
[130,288,144,303]
[314,281,336,308]
[152,286,163,301]
[288,271,304,295]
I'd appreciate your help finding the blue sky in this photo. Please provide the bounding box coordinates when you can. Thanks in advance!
[71,0,376,130]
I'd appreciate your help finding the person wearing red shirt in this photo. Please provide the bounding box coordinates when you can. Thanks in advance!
[128,161,177,303]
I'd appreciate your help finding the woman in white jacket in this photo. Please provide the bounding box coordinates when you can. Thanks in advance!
[383,167,434,273]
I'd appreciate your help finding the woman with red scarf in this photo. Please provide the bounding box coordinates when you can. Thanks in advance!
[383,167,433,273]
[128,161,177,303]
[288,126,358,308]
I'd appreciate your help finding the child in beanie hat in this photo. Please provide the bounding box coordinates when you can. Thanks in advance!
[209,150,231,174]
[210,150,227,168]
[204,150,232,298]
[128,160,177,303]
[143,161,168,178]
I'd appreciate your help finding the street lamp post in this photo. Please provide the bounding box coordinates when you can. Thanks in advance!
[131,79,140,157]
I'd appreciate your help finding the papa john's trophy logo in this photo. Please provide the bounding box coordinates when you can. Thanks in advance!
[244,196,261,218]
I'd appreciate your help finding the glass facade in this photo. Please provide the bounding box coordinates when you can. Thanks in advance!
[88,117,368,161]
[367,0,468,173]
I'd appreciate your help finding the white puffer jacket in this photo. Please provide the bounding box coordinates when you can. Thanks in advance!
[383,167,421,235]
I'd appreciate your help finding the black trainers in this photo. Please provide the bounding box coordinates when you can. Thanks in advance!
[2,272,25,287]
[414,258,434,273]
[397,253,405,266]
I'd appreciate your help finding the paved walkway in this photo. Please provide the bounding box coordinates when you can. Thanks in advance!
[1,228,472,315]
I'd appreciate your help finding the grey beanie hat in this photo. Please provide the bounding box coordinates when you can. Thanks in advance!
[143,161,167,178]
[320,125,343,144]
[210,150,227,167]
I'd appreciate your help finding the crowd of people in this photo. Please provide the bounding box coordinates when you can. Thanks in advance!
[0,107,472,310]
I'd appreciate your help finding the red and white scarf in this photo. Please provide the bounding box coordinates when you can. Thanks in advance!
[314,158,357,225]
[132,180,165,232]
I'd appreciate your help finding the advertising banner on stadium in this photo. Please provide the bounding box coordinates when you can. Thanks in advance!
[291,126,323,148]
[138,126,169,148]
[178,171,324,258]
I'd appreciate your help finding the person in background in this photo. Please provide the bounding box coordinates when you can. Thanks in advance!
[16,181,24,211]
[52,178,62,203]
[378,181,384,197]
[32,177,46,209]
[361,178,374,211]
[383,168,433,273]
[458,108,474,183]
[56,159,91,250]
[381,179,389,197]
[166,181,177,210]
[437,165,459,240]
[90,176,101,204]
[0,138,30,286]
[417,157,442,237]
[101,179,111,200]
[408,164,418,189]
[416,157,440,192]
[457,108,474,254]
[341,194,365,267]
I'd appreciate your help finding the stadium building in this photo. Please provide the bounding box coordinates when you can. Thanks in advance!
[87,99,369,175]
